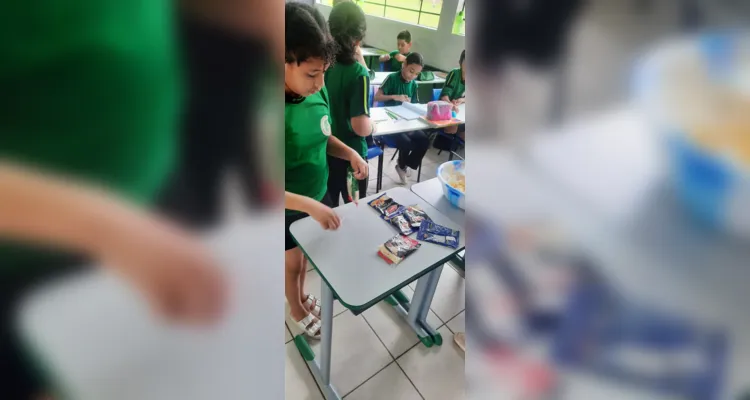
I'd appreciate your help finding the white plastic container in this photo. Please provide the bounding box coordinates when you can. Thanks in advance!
[437,160,465,210]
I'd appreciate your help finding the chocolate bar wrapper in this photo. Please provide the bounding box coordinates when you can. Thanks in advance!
[378,235,421,265]
[385,211,413,235]
[417,220,460,249]
[403,205,431,228]
[368,193,394,215]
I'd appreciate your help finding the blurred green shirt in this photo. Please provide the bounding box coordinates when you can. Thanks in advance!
[0,1,181,272]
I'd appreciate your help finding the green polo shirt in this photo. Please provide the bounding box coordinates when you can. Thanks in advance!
[325,61,370,158]
[285,88,331,215]
[380,72,419,107]
[0,0,180,272]
[386,50,410,72]
[440,67,465,100]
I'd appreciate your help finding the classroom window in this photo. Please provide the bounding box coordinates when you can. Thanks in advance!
[317,0,333,5]
[452,0,465,36]
[361,0,443,30]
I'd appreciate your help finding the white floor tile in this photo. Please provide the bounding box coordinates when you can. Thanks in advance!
[429,266,465,323]
[286,341,324,400]
[286,323,293,343]
[397,326,465,400]
[446,311,465,334]
[362,293,443,358]
[344,363,422,400]
[303,269,348,317]
[309,312,393,396]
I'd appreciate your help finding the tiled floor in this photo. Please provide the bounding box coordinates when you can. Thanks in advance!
[286,263,466,399]
[365,146,461,198]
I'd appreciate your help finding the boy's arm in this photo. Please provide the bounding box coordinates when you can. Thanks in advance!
[327,135,368,180]
[284,191,316,214]
[0,162,226,323]
[440,70,457,100]
[349,75,375,137]
[373,83,404,103]
[285,191,341,230]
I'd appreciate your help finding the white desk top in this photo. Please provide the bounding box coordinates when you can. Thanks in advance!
[17,217,284,400]
[471,108,750,395]
[407,103,466,123]
[411,178,465,226]
[371,71,446,86]
[373,118,431,136]
[289,187,464,310]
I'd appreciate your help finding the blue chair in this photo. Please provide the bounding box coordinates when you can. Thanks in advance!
[432,88,442,101]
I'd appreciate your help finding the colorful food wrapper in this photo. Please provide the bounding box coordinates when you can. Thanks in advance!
[378,235,421,265]
[383,210,413,235]
[417,220,460,249]
[368,193,403,218]
[346,168,359,205]
[403,205,431,228]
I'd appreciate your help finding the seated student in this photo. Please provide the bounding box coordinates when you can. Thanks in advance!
[378,30,412,72]
[284,3,368,339]
[438,49,466,145]
[373,53,429,184]
[325,2,376,205]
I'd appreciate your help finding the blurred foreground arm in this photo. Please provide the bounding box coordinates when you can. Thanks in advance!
[0,163,226,324]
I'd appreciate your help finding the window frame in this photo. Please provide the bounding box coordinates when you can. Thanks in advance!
[360,0,443,30]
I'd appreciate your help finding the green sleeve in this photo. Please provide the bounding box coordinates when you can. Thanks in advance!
[410,82,419,103]
[440,70,457,99]
[380,74,393,95]
[389,50,399,57]
[349,75,370,117]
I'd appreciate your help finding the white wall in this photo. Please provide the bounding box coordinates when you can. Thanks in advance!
[315,0,465,72]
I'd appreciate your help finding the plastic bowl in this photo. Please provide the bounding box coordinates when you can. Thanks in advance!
[437,160,465,210]
[633,32,750,238]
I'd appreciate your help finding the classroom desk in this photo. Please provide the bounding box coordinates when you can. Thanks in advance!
[16,218,283,400]
[471,107,750,397]
[370,71,446,86]
[405,103,466,124]
[361,47,387,57]
[289,187,465,400]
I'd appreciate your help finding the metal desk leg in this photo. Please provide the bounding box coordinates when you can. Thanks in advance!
[301,283,341,400]
[376,143,385,192]
[385,265,444,347]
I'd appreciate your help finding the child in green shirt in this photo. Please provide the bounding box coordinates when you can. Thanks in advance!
[373,53,430,184]
[441,49,466,139]
[325,2,376,206]
[379,30,412,72]
[284,3,368,339]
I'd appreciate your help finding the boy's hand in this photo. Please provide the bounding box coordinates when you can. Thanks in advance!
[395,54,407,63]
[381,53,391,61]
[349,152,369,180]
[308,200,341,230]
[99,219,227,325]
[395,95,410,103]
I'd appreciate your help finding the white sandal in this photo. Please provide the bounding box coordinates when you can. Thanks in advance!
[288,312,322,340]
[304,294,322,318]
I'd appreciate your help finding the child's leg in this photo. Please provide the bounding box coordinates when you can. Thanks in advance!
[444,124,458,135]
[392,133,411,170]
[326,156,347,207]
[285,247,309,322]
[299,256,309,309]
[404,131,430,170]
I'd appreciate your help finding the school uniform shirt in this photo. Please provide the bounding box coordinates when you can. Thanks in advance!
[285,88,332,215]
[387,50,410,72]
[325,61,370,158]
[440,67,466,100]
[380,72,419,107]
[0,0,180,273]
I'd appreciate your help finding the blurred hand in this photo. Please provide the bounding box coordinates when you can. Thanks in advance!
[395,54,407,63]
[99,219,227,325]
[396,95,411,103]
[382,53,391,61]
[350,153,369,180]
[308,200,341,230]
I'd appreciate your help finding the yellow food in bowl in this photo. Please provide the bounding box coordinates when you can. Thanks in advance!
[448,174,465,193]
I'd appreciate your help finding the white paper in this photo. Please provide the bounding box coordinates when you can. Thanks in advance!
[386,105,423,120]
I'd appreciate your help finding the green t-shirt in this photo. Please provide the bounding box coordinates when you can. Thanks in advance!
[0,0,180,271]
[387,50,410,72]
[380,72,419,107]
[325,61,370,158]
[285,89,332,215]
[440,67,466,100]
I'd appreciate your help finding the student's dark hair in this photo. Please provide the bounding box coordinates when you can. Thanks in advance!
[329,1,367,65]
[459,49,465,65]
[405,52,424,67]
[397,30,412,43]
[285,2,337,66]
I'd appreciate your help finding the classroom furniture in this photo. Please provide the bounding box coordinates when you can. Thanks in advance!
[411,178,465,273]
[370,71,446,87]
[289,187,465,400]
[16,219,283,400]
[471,107,750,397]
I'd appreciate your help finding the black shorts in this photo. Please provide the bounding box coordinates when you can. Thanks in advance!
[285,192,333,251]
[1,256,85,398]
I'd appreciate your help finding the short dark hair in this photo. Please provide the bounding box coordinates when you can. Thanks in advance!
[405,52,423,67]
[285,2,337,65]
[459,49,465,65]
[329,1,367,65]
[397,30,411,43]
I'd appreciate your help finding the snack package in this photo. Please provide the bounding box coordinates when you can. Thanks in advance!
[403,205,431,228]
[368,193,403,218]
[378,235,421,265]
[346,168,359,205]
[417,220,460,249]
[384,210,413,236]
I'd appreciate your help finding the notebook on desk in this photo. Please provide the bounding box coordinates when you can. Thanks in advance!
[385,105,423,121]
